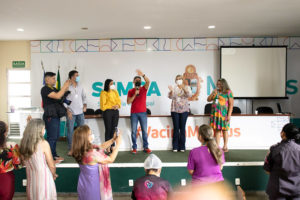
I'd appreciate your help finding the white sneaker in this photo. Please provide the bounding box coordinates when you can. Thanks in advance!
[180,150,185,153]
[173,150,178,152]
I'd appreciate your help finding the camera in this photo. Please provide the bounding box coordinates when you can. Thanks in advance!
[60,91,72,105]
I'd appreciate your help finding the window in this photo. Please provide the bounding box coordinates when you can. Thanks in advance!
[7,69,31,109]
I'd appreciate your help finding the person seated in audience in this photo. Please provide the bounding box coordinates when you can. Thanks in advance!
[0,121,22,200]
[19,118,58,200]
[71,125,121,200]
[264,123,300,200]
[187,124,225,184]
[131,154,172,200]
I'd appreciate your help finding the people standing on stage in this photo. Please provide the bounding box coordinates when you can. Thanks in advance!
[72,125,121,200]
[168,75,192,153]
[127,69,152,154]
[207,78,233,152]
[41,72,70,163]
[187,124,225,184]
[264,123,300,200]
[20,119,58,200]
[131,154,172,200]
[0,121,22,200]
[65,70,87,156]
[100,79,121,153]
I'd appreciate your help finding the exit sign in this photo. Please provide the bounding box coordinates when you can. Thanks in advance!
[12,61,25,68]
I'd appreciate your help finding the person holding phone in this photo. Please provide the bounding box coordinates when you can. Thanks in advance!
[168,75,192,152]
[65,70,87,156]
[207,78,233,152]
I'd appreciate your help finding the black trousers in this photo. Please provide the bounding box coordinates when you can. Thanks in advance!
[103,109,119,144]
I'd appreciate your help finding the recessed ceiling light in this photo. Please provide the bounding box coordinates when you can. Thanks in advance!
[208,25,215,29]
[81,27,88,30]
[144,26,152,30]
[17,28,24,32]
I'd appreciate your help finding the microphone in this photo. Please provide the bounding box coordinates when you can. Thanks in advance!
[136,86,140,96]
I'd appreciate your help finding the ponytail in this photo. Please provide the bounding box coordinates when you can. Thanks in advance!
[199,125,223,165]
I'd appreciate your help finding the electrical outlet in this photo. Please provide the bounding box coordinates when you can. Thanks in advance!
[129,179,134,186]
[235,178,240,185]
[22,179,27,186]
[181,179,186,186]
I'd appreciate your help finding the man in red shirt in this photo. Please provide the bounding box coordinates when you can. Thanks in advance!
[127,69,152,154]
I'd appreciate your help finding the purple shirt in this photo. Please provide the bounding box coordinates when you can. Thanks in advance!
[187,146,225,183]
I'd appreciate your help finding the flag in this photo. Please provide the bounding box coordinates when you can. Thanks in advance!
[56,69,61,91]
[43,68,45,85]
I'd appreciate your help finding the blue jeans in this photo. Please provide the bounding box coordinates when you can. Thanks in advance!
[44,117,60,158]
[67,113,85,150]
[171,112,189,151]
[130,112,148,149]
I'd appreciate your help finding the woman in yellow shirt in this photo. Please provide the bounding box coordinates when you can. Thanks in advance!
[100,79,121,152]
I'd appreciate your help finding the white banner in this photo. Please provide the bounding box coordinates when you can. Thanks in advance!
[86,115,289,150]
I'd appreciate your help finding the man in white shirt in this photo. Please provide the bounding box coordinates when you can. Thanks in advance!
[65,70,87,155]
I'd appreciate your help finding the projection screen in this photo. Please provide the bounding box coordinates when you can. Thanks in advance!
[220,46,287,98]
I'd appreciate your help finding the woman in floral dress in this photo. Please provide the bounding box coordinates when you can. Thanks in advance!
[207,78,234,152]
[0,121,22,200]
[71,125,122,200]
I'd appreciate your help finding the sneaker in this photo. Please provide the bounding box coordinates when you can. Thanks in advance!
[144,148,152,154]
[54,156,64,161]
[180,150,185,153]
[131,149,137,154]
[54,159,62,165]
[173,150,178,152]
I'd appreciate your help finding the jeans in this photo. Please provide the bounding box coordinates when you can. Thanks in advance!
[44,117,60,158]
[103,109,119,145]
[67,113,85,150]
[171,112,189,151]
[130,112,148,149]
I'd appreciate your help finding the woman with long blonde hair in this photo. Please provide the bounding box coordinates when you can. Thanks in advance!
[207,78,234,152]
[19,119,57,200]
[187,124,225,184]
[72,125,122,200]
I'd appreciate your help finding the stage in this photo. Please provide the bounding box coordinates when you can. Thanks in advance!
[12,140,270,193]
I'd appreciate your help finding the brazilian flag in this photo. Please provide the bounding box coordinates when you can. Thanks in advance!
[56,69,61,91]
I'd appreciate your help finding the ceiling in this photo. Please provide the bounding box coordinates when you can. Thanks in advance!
[0,0,300,40]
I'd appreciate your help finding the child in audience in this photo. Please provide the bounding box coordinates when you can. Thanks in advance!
[187,124,225,184]
[0,121,22,200]
[19,119,57,200]
[72,125,121,200]
[132,154,172,200]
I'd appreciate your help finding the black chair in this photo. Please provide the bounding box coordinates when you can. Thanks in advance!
[256,106,274,114]
[84,108,95,115]
[204,103,212,114]
[232,106,241,114]
[95,109,102,115]
[146,108,151,115]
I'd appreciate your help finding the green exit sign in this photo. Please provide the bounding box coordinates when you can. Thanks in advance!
[12,61,25,68]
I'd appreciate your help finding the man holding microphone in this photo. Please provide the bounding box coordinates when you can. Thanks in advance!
[127,69,152,154]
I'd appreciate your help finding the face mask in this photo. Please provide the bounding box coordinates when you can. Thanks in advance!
[43,129,46,136]
[90,133,95,143]
[75,76,80,82]
[110,85,116,90]
[135,81,141,87]
[176,80,183,85]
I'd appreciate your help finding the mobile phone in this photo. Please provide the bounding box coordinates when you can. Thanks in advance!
[115,127,119,136]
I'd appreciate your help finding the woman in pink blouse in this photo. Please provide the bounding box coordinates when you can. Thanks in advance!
[0,121,22,200]
[168,75,192,152]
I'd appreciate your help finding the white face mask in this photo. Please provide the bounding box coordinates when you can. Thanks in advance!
[43,128,46,136]
[176,80,183,85]
[110,85,116,90]
[90,133,95,143]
